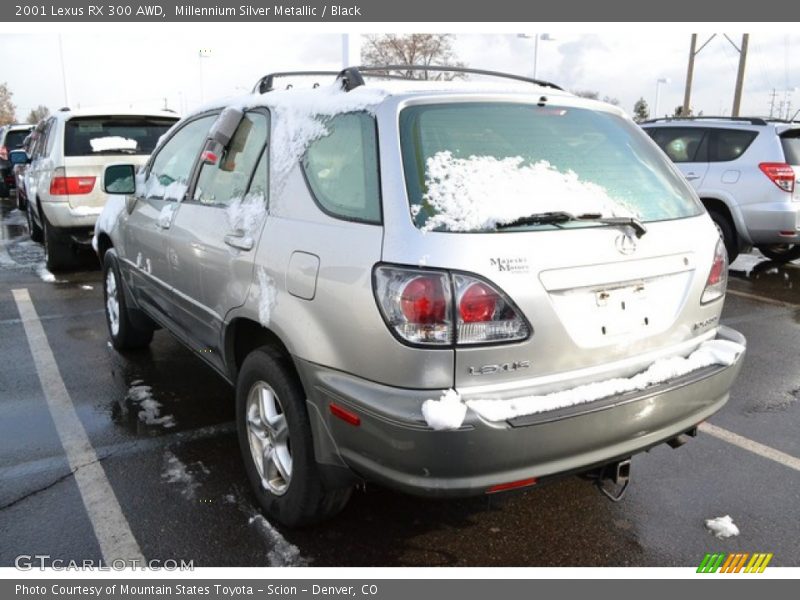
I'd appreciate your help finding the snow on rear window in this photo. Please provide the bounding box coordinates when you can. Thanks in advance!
[418,152,633,232]
[89,136,138,153]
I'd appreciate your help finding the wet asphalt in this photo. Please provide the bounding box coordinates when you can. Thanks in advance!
[0,196,798,568]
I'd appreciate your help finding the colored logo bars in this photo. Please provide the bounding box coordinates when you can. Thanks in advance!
[697,552,773,573]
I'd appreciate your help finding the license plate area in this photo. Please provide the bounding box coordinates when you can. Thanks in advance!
[595,282,649,337]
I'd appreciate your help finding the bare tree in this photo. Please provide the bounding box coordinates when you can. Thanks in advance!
[27,105,50,124]
[361,34,466,80]
[0,83,16,126]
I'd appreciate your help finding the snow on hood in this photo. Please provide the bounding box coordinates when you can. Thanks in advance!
[419,152,636,232]
[421,339,744,430]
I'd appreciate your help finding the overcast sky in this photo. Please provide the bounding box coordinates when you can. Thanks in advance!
[1,31,797,121]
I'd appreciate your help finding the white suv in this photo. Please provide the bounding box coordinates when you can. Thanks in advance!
[641,117,800,262]
[11,107,178,270]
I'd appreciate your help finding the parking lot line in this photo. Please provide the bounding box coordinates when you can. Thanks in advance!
[726,288,800,308]
[12,288,145,564]
[699,422,800,473]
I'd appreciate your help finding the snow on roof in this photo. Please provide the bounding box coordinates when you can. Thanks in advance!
[58,106,180,119]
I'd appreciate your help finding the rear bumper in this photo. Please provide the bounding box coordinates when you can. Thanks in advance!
[741,200,800,244]
[40,200,101,231]
[299,326,745,497]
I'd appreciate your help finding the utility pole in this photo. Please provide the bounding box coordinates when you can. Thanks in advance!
[682,34,697,115]
[731,34,749,117]
[769,89,778,118]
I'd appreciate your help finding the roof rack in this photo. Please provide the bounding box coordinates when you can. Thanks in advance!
[252,65,563,95]
[642,116,767,126]
[337,65,563,92]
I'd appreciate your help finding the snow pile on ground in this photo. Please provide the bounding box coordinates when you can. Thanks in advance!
[161,451,207,500]
[35,264,56,283]
[158,203,178,228]
[126,383,176,428]
[89,136,138,153]
[417,152,635,232]
[420,339,744,429]
[247,513,307,567]
[92,194,126,252]
[256,267,278,327]
[704,515,740,539]
[4,209,27,226]
[226,192,266,236]
[421,389,467,431]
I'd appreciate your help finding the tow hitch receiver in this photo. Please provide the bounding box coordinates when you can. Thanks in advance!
[591,458,632,503]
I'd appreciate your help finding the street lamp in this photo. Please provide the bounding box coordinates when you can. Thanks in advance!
[654,77,670,118]
[198,48,212,104]
[518,33,555,80]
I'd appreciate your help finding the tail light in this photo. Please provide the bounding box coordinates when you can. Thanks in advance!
[49,168,96,196]
[701,238,728,304]
[374,266,529,346]
[758,163,795,193]
[0,146,7,161]
[454,274,529,344]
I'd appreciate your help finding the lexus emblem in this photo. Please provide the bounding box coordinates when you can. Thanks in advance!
[615,233,637,255]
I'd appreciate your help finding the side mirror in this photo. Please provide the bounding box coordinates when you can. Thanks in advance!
[103,164,136,195]
[9,149,29,165]
[209,107,244,146]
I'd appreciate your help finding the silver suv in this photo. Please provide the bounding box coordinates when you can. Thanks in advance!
[95,67,745,527]
[641,116,800,262]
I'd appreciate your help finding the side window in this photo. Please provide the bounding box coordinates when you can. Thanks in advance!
[709,129,757,162]
[302,112,381,224]
[44,119,57,156]
[647,127,707,163]
[193,112,268,206]
[145,114,216,200]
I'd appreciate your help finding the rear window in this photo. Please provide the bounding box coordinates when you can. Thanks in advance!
[4,129,30,150]
[781,129,800,165]
[400,103,702,232]
[64,116,176,157]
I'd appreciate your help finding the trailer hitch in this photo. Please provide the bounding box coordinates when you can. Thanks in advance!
[590,458,631,503]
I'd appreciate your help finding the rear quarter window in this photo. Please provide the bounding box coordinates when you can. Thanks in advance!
[781,129,800,165]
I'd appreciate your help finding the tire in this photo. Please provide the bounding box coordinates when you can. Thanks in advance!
[16,190,26,211]
[236,348,352,527]
[27,201,43,243]
[102,250,154,350]
[42,211,78,272]
[756,244,800,263]
[708,210,739,263]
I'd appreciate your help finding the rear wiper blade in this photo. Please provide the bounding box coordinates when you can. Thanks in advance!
[497,211,647,238]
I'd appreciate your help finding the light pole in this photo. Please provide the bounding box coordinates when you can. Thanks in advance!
[518,33,555,80]
[654,77,670,118]
[198,48,212,104]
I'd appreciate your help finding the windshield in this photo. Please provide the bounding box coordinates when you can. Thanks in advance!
[64,116,176,157]
[400,102,702,232]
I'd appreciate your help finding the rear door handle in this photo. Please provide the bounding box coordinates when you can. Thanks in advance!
[224,232,254,251]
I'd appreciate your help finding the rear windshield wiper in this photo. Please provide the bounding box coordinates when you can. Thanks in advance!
[497,211,647,238]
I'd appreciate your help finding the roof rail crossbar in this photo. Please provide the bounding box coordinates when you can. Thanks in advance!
[336,65,563,92]
[642,116,768,126]
[252,71,341,94]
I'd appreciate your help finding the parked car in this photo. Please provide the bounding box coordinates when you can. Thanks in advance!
[95,67,745,527]
[10,107,179,270]
[0,123,34,198]
[13,129,38,211]
[641,116,800,262]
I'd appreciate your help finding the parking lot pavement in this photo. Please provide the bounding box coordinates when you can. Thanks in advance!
[1,197,799,567]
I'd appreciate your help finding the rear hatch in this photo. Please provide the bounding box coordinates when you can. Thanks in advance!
[383,98,724,391]
[62,115,177,211]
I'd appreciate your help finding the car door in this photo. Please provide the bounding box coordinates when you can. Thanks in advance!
[26,118,55,212]
[647,126,709,191]
[121,113,217,331]
[166,110,269,369]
